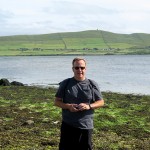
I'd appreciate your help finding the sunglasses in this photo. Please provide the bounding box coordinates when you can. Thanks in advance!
[74,67,85,70]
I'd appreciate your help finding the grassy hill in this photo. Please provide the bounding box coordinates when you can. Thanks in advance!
[0,30,150,55]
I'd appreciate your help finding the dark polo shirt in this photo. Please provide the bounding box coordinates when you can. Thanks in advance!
[55,77,103,129]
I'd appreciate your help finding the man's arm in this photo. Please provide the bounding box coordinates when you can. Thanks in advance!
[72,99,104,111]
[89,99,104,109]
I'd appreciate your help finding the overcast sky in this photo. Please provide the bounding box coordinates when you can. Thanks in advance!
[0,0,150,36]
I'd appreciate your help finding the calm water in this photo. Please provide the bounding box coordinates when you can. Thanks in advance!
[0,55,150,95]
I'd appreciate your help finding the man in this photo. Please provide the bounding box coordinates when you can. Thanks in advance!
[54,57,104,150]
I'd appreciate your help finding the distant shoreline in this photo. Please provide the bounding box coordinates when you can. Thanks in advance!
[25,84,150,96]
[0,53,150,57]
[0,84,149,96]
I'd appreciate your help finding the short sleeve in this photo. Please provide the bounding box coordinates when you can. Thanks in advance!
[55,78,70,99]
[89,79,103,101]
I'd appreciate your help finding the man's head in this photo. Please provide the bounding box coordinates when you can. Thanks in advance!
[72,57,86,81]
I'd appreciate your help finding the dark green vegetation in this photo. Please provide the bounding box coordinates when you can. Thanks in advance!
[0,30,150,55]
[0,86,149,150]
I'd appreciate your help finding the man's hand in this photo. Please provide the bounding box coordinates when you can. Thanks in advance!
[77,103,90,111]
[68,104,80,112]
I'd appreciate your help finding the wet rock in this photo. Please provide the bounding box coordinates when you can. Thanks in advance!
[0,78,11,86]
[41,140,57,146]
[22,120,34,126]
[11,81,24,86]
[52,121,59,125]
[0,78,24,86]
[0,119,3,123]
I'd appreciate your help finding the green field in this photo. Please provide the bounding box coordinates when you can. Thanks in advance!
[0,30,150,55]
[0,86,149,150]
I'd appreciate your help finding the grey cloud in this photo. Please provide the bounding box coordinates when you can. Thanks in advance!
[0,9,13,22]
[42,1,118,16]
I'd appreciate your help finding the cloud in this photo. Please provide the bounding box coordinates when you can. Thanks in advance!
[0,0,150,36]
[0,9,13,22]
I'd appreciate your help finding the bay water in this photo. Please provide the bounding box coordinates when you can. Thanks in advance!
[0,55,150,95]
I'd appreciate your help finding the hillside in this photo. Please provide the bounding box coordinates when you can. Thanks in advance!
[0,30,150,55]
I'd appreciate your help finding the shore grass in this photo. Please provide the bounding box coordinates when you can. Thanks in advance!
[0,48,150,56]
[0,86,150,150]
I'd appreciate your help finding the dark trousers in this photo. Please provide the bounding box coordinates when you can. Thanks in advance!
[59,122,93,150]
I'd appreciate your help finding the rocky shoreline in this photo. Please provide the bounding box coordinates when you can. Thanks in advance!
[0,78,24,86]
[0,84,150,149]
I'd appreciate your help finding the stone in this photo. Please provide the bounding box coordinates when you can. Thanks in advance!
[0,78,11,86]
[11,81,24,86]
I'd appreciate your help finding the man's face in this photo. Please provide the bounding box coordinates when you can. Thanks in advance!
[72,60,86,80]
